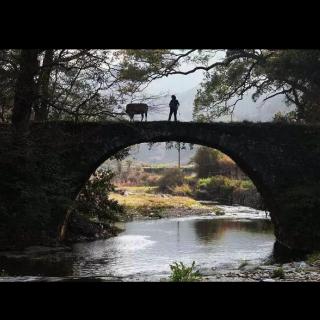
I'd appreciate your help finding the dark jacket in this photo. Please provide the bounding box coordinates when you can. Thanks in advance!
[169,99,180,109]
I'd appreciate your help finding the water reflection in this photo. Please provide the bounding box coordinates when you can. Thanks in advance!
[194,219,274,243]
[0,254,75,277]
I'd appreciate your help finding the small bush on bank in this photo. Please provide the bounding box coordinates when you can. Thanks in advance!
[184,175,197,188]
[213,207,225,215]
[271,267,285,279]
[170,183,193,196]
[169,261,202,282]
[0,269,8,276]
[195,175,260,207]
[140,173,161,186]
[158,168,185,192]
[307,252,320,265]
[196,175,234,202]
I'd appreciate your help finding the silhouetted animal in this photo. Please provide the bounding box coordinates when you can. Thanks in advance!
[126,103,148,121]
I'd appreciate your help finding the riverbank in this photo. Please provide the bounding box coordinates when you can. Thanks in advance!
[0,210,319,282]
[197,260,320,282]
[64,213,123,243]
[110,186,225,221]
[2,255,320,282]
[0,187,215,251]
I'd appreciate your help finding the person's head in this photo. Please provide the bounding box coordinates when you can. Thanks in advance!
[171,95,176,100]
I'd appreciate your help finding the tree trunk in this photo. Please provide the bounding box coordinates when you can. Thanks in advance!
[11,49,39,131]
[34,49,54,121]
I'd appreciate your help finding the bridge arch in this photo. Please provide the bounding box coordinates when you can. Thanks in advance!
[2,121,320,252]
[76,122,271,211]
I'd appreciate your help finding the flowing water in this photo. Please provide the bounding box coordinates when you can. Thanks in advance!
[0,205,274,281]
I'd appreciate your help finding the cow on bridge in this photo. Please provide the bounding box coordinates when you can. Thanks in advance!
[125,103,148,122]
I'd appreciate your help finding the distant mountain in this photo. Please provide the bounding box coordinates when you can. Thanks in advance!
[231,92,294,122]
[128,143,197,165]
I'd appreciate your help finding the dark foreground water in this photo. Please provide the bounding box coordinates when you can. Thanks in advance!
[0,205,274,281]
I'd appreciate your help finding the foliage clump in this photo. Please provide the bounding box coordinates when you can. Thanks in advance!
[271,267,285,279]
[213,207,225,215]
[157,168,185,192]
[306,252,320,265]
[169,261,202,282]
[191,147,222,178]
[0,269,8,276]
[74,169,124,223]
[171,183,193,196]
[195,175,258,205]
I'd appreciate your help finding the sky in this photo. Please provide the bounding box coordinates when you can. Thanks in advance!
[145,50,225,96]
[146,70,204,96]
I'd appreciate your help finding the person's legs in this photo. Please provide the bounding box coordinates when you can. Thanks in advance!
[168,108,173,121]
[174,108,177,122]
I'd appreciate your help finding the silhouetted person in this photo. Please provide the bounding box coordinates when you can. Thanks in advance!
[168,95,180,122]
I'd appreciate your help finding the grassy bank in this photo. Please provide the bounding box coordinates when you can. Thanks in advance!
[109,185,220,219]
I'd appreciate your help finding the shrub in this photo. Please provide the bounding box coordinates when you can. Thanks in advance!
[74,169,124,223]
[196,175,234,202]
[213,207,225,215]
[240,179,255,189]
[271,267,285,279]
[184,175,197,187]
[0,269,8,276]
[306,252,320,265]
[195,175,260,207]
[157,168,185,192]
[169,261,202,282]
[170,183,193,196]
[140,173,161,186]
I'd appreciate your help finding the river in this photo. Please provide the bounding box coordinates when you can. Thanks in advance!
[0,205,274,281]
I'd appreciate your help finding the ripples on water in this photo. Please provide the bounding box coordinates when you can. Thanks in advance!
[0,205,274,282]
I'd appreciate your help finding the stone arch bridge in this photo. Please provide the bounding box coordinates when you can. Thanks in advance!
[1,121,320,252]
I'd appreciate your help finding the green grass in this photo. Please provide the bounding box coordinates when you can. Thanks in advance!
[197,176,255,191]
[307,252,320,265]
[271,267,285,279]
[110,191,202,215]
[169,261,202,282]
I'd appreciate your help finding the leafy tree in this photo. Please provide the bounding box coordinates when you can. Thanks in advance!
[74,169,123,222]
[8,49,320,126]
[1,49,169,127]
[192,50,320,123]
[11,49,40,131]
[157,168,185,192]
[0,50,20,122]
[120,49,320,123]
[190,146,222,178]
[273,111,297,123]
